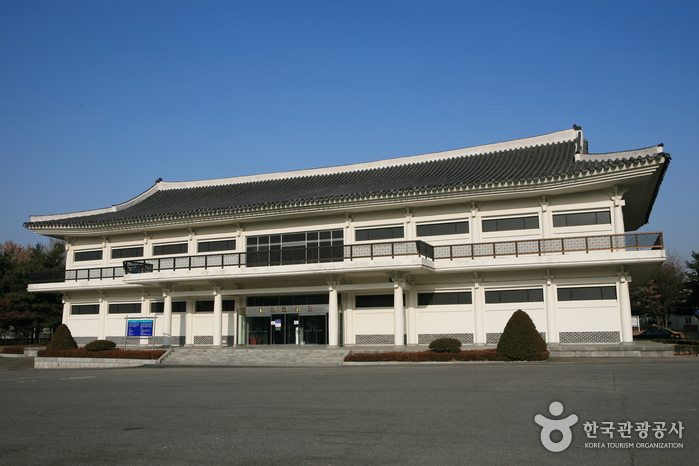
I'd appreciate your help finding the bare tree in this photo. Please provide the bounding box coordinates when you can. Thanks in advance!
[631,251,688,328]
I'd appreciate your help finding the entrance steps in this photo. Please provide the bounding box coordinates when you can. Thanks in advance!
[547,341,674,358]
[160,347,350,367]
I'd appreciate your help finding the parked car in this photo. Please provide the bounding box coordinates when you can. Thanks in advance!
[634,328,683,340]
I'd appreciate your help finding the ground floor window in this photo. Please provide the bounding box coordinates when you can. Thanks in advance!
[485,289,543,304]
[108,303,142,314]
[418,292,472,306]
[71,304,99,315]
[150,301,187,313]
[557,286,616,301]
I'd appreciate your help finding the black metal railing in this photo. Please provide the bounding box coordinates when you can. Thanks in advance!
[28,233,662,284]
[432,232,663,260]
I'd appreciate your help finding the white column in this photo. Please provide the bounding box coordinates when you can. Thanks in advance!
[405,208,415,240]
[213,288,222,347]
[344,292,355,346]
[473,278,485,344]
[393,279,405,346]
[406,287,418,345]
[62,297,70,324]
[618,273,633,343]
[98,294,106,340]
[163,289,172,347]
[544,275,558,343]
[185,298,194,346]
[470,203,481,243]
[540,196,552,239]
[328,284,339,347]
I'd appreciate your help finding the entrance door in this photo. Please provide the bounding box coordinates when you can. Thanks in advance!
[248,316,270,345]
[300,315,327,345]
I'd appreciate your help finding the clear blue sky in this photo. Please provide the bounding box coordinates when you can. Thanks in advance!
[1,1,697,262]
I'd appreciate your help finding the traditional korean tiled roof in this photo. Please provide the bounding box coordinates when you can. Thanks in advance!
[24,128,670,231]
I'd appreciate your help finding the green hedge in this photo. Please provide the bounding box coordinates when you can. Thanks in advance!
[344,349,549,362]
[85,340,117,352]
[429,338,462,353]
[1,346,25,354]
[674,345,699,356]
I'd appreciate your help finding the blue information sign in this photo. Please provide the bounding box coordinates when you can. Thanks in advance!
[127,319,154,337]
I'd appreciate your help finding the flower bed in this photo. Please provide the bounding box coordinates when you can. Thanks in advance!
[344,349,549,362]
[38,348,165,360]
[1,346,25,354]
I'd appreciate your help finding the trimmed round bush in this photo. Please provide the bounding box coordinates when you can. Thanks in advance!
[497,310,547,360]
[45,324,78,351]
[429,337,462,353]
[84,340,117,352]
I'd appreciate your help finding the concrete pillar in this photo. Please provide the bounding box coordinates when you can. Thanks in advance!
[328,285,339,347]
[470,203,481,243]
[344,292,355,346]
[185,298,194,346]
[98,294,106,340]
[406,287,418,345]
[163,290,172,347]
[618,273,633,343]
[393,280,405,347]
[544,275,558,343]
[473,279,485,344]
[62,297,70,324]
[540,196,552,239]
[213,288,222,347]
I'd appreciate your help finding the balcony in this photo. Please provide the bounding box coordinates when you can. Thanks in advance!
[28,232,663,285]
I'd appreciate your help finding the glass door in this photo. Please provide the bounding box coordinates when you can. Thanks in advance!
[247,316,270,345]
[300,315,327,345]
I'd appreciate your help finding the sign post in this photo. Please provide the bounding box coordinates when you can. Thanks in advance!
[124,317,156,349]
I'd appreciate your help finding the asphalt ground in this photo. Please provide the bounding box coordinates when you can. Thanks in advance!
[0,358,697,465]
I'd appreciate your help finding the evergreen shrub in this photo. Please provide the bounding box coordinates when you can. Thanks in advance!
[45,324,78,351]
[496,310,548,360]
[429,338,462,353]
[85,340,117,352]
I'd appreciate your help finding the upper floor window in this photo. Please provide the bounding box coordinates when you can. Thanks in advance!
[557,286,616,301]
[482,216,539,233]
[74,250,103,262]
[198,239,236,253]
[153,243,188,256]
[71,304,99,315]
[246,230,343,267]
[553,211,611,227]
[108,303,142,314]
[418,292,472,306]
[150,301,187,313]
[112,247,144,259]
[417,221,469,237]
[485,288,543,304]
[356,226,404,242]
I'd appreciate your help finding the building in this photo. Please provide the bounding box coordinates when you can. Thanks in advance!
[25,127,669,348]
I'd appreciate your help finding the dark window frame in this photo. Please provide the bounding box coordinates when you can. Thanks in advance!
[198,239,237,253]
[485,289,544,304]
[416,221,469,237]
[355,226,404,242]
[150,301,187,313]
[418,292,472,306]
[74,250,103,262]
[557,286,617,301]
[111,246,144,259]
[356,294,405,308]
[553,210,612,228]
[482,215,539,233]
[153,243,189,256]
[71,304,99,315]
[108,302,142,314]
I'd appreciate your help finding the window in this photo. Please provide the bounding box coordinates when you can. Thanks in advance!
[108,303,142,314]
[71,304,99,315]
[553,211,611,227]
[557,286,617,301]
[111,247,144,259]
[247,230,343,267]
[198,240,236,253]
[418,292,472,306]
[153,243,188,256]
[482,216,539,232]
[417,221,469,237]
[195,300,235,312]
[485,289,544,304]
[356,294,405,308]
[74,250,103,262]
[150,301,187,313]
[355,226,404,241]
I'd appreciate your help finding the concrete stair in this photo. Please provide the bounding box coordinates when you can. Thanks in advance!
[548,341,674,358]
[160,347,350,366]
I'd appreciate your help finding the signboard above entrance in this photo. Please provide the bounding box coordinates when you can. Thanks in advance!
[242,305,329,316]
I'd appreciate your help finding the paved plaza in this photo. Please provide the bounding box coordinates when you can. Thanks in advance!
[1,359,697,465]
